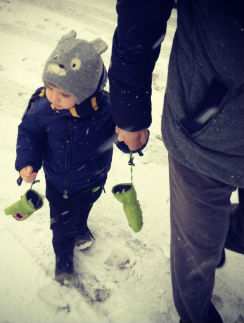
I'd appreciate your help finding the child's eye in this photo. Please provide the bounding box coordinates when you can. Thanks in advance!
[62,93,70,98]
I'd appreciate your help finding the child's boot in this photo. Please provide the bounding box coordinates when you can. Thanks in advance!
[112,183,143,232]
[55,252,74,282]
[4,189,44,221]
[75,226,95,250]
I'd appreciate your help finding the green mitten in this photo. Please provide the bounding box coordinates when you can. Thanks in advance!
[4,189,44,221]
[112,183,143,232]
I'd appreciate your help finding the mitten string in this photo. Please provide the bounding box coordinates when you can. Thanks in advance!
[30,180,40,190]
[128,152,135,184]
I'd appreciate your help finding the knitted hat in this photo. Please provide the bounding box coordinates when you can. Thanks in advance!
[42,30,108,104]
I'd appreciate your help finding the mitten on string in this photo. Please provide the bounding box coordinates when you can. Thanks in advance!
[4,180,44,221]
[112,152,143,232]
[112,183,143,232]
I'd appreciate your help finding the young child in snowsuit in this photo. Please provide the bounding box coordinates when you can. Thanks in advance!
[15,31,128,282]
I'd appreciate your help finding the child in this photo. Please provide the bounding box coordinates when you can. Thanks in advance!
[15,30,128,282]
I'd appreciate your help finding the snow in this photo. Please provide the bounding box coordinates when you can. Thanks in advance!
[0,1,243,322]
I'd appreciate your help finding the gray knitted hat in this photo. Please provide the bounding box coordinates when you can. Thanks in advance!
[42,30,108,104]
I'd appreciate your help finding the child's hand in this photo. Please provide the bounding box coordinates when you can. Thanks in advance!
[20,166,37,183]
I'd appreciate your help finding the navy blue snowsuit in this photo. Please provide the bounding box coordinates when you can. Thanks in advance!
[15,85,120,259]
[16,87,114,197]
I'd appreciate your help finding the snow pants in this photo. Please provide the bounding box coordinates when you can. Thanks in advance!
[46,180,105,258]
[168,154,244,323]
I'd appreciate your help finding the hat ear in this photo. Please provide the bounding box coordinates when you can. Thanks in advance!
[60,30,77,42]
[91,38,108,55]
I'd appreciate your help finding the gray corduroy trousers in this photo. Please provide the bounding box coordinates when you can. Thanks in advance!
[168,155,244,323]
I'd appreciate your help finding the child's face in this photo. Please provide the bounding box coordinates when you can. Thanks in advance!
[45,82,76,109]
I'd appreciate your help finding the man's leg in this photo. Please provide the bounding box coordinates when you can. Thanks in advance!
[168,154,236,323]
[224,188,244,254]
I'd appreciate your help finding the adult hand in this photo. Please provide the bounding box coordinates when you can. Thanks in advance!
[116,126,149,151]
[19,166,37,183]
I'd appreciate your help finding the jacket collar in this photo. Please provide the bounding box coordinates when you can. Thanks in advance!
[48,89,104,119]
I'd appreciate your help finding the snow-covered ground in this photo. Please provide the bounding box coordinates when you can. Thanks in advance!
[0,1,243,322]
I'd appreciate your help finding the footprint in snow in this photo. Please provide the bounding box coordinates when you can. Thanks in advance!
[103,249,139,283]
[72,272,111,303]
[104,249,135,271]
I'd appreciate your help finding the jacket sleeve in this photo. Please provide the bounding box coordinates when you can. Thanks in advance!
[108,0,173,131]
[15,105,45,173]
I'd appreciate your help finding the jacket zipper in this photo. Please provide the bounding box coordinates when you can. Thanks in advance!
[63,119,72,199]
